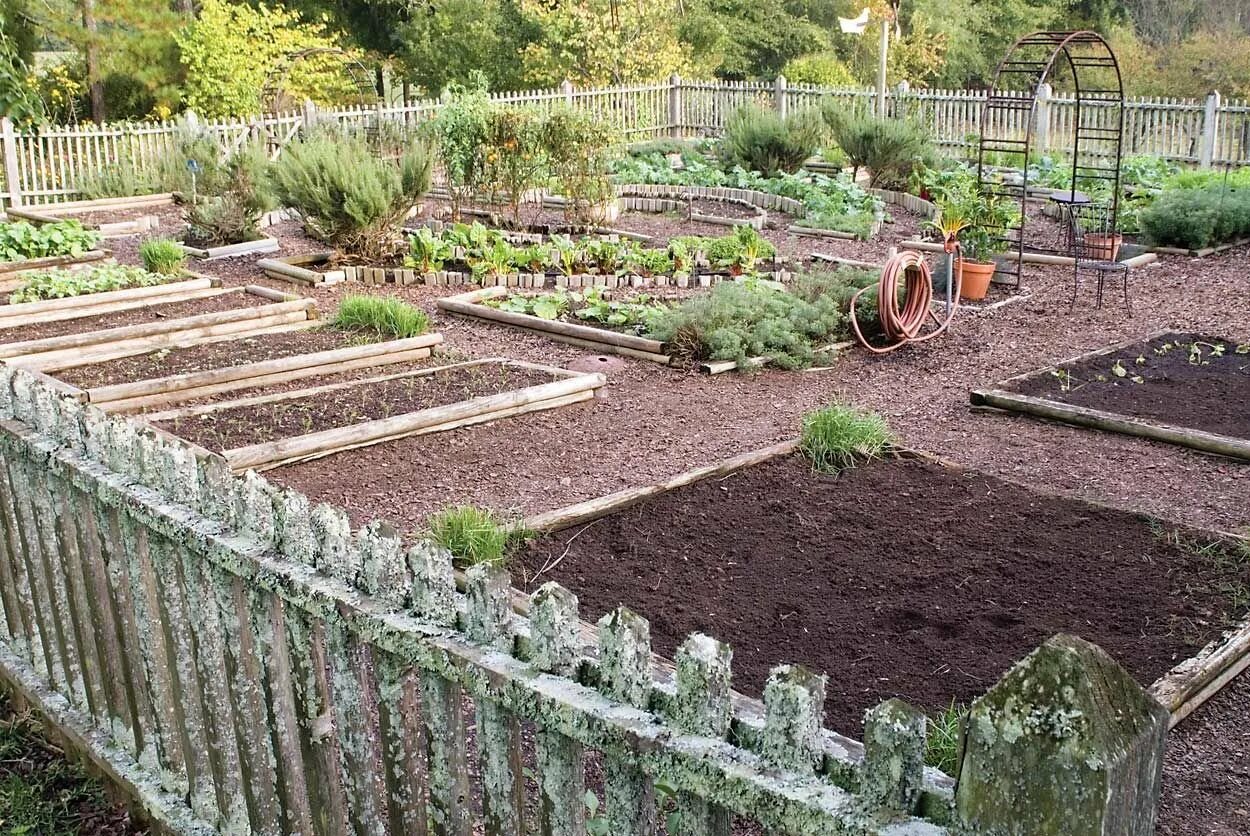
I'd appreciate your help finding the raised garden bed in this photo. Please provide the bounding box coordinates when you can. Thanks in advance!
[972,331,1250,461]
[0,286,317,373]
[154,358,604,472]
[177,236,281,260]
[4,204,160,238]
[0,275,224,329]
[0,250,111,285]
[516,448,1250,732]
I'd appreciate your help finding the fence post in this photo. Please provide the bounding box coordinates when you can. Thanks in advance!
[1035,81,1052,153]
[669,73,683,138]
[2,117,22,208]
[774,74,788,119]
[1199,90,1221,167]
[955,634,1169,836]
[560,78,575,107]
[301,99,318,133]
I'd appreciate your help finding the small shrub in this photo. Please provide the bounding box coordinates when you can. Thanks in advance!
[482,108,547,225]
[427,505,509,566]
[542,107,618,227]
[823,109,933,188]
[0,220,101,262]
[432,76,492,219]
[183,142,276,247]
[10,264,166,303]
[138,238,187,275]
[269,134,431,260]
[799,403,892,473]
[782,53,858,87]
[719,104,823,177]
[332,295,430,339]
[1139,186,1250,250]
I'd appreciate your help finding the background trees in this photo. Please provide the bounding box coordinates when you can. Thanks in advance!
[2,0,1249,125]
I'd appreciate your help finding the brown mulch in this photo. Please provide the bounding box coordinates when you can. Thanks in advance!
[516,454,1250,733]
[0,290,271,344]
[158,361,554,452]
[1011,331,1250,439]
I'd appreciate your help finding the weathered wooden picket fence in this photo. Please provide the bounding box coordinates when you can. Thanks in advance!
[2,77,1247,206]
[0,367,1171,835]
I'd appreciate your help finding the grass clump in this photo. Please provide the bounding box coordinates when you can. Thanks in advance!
[799,403,892,473]
[428,505,510,566]
[924,701,965,775]
[332,295,430,339]
[138,237,187,275]
[719,104,823,177]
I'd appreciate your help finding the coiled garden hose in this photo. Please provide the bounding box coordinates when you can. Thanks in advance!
[849,248,962,355]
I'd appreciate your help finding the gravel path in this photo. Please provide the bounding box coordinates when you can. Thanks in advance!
[96,205,1250,832]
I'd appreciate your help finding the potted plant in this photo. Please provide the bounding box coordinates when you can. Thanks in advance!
[1082,228,1122,261]
[933,192,1017,301]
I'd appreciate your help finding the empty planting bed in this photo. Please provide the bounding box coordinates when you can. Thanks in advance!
[517,453,1250,733]
[972,331,1250,460]
[154,358,604,472]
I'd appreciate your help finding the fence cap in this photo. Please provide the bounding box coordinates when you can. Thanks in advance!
[955,633,1169,836]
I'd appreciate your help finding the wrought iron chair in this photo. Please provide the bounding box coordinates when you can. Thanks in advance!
[1067,203,1130,314]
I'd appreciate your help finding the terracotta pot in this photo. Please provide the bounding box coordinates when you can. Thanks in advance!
[1083,232,1123,261]
[957,259,996,301]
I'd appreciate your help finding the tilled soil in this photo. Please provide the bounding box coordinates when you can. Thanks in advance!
[0,289,271,343]
[56,327,375,390]
[158,361,554,452]
[1012,331,1250,439]
[516,454,1250,733]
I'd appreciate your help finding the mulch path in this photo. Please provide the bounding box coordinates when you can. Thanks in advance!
[158,361,553,452]
[517,454,1250,733]
[1011,331,1250,439]
[0,290,270,343]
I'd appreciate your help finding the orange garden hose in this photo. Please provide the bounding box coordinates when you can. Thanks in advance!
[849,248,962,354]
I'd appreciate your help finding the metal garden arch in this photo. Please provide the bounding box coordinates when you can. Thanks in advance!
[976,31,1125,288]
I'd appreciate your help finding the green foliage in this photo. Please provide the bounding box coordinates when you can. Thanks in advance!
[432,76,492,218]
[1139,186,1250,251]
[176,0,363,118]
[611,148,883,239]
[823,109,934,189]
[138,238,187,275]
[482,107,548,224]
[427,505,510,567]
[0,221,100,263]
[704,225,775,273]
[647,275,847,370]
[405,227,454,273]
[76,130,225,200]
[932,189,1020,263]
[799,403,892,473]
[719,104,822,177]
[783,53,857,88]
[183,142,276,247]
[332,295,430,339]
[270,134,431,259]
[679,0,830,80]
[0,5,41,128]
[487,285,668,333]
[541,106,618,226]
[925,702,965,775]
[9,264,167,303]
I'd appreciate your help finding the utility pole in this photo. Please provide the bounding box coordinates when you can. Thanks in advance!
[81,0,104,123]
[876,20,889,117]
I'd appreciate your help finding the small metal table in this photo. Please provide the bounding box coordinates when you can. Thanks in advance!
[1047,189,1093,250]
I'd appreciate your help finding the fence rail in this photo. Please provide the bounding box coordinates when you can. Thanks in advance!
[0,367,1169,835]
[2,77,1246,207]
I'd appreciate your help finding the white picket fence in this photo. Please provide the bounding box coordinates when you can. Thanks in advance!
[2,77,1247,206]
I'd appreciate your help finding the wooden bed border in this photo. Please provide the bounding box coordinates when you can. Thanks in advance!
[520,440,1250,730]
[970,330,1250,462]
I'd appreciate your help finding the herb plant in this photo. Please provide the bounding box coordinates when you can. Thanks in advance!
[427,505,510,566]
[9,264,168,303]
[332,295,430,339]
[138,238,188,275]
[0,220,101,263]
[799,403,893,473]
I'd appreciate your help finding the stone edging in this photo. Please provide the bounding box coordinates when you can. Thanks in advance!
[344,264,791,289]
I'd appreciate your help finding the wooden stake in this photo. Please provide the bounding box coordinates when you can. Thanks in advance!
[0,277,215,321]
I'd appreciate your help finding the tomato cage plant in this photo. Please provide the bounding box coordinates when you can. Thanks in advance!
[975,31,1126,288]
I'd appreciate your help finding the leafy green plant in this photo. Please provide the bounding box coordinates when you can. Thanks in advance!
[799,403,892,473]
[138,238,187,275]
[573,286,667,332]
[9,264,167,303]
[705,225,776,274]
[488,290,572,320]
[719,104,823,176]
[542,106,618,227]
[935,190,1020,263]
[550,234,582,276]
[822,109,934,188]
[405,227,454,273]
[0,221,100,263]
[432,75,492,219]
[925,702,964,775]
[269,134,432,260]
[470,239,517,282]
[482,107,548,224]
[332,295,430,339]
[511,243,549,273]
[427,505,509,566]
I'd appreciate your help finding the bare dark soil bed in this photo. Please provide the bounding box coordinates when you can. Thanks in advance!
[159,361,554,452]
[0,290,270,343]
[517,455,1250,733]
[56,327,372,389]
[1011,332,1250,439]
